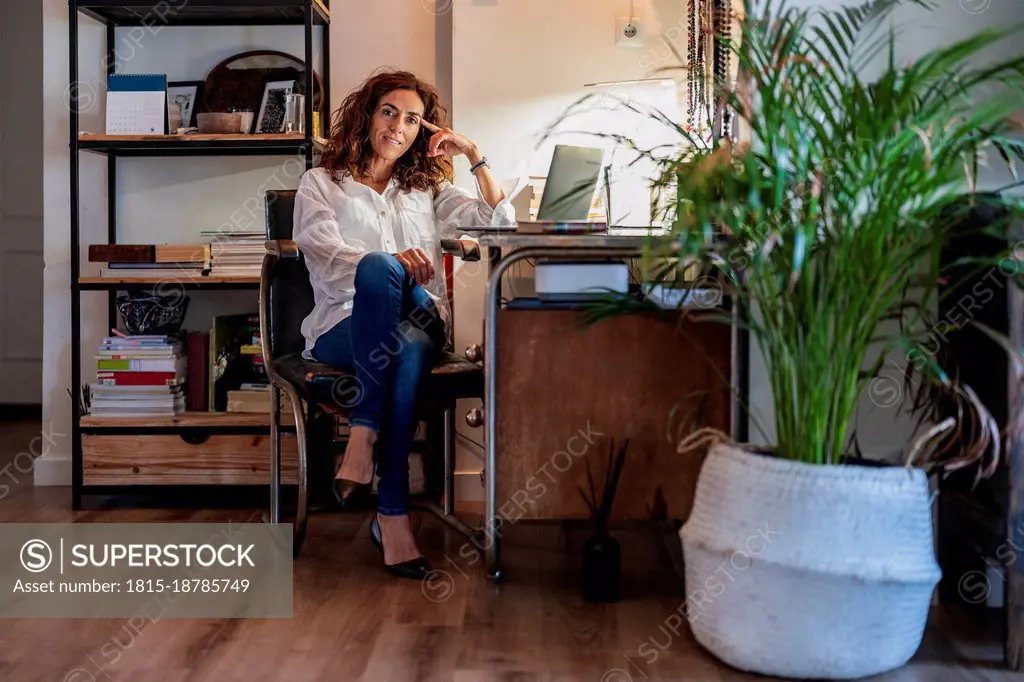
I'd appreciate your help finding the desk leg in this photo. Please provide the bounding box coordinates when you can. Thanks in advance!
[485,245,505,582]
[482,246,642,583]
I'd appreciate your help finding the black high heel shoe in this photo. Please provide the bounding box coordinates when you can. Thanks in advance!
[370,514,433,580]
[333,452,373,509]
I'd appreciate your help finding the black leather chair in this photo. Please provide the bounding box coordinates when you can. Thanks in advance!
[260,189,485,555]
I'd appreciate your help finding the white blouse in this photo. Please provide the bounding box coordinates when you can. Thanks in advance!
[291,167,515,356]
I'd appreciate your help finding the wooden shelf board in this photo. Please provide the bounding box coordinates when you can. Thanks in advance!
[79,276,259,285]
[81,411,274,428]
[76,133,324,157]
[79,133,305,143]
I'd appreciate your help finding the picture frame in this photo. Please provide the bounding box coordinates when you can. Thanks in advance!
[167,80,204,129]
[253,78,296,134]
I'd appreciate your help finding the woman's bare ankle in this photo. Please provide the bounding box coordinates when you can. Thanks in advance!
[336,426,377,484]
[377,514,422,565]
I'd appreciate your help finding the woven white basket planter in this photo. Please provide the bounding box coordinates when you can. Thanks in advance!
[680,443,940,680]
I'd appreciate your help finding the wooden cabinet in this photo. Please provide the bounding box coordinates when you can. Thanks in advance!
[494,309,732,521]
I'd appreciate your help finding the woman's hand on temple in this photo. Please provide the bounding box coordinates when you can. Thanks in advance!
[393,248,434,285]
[421,120,482,163]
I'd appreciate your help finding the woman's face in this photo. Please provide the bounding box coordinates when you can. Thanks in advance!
[368,88,425,163]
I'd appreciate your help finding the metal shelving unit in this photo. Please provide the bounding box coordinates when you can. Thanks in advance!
[68,0,329,509]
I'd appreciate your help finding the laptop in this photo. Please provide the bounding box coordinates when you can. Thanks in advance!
[535,145,605,222]
[470,144,607,233]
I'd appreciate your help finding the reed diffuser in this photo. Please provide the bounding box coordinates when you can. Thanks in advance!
[578,438,629,603]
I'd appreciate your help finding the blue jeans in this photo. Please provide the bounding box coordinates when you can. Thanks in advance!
[312,252,447,516]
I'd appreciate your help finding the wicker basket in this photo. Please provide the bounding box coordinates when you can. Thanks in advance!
[116,292,189,336]
[680,443,940,679]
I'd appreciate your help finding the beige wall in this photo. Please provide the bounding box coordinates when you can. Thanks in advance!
[331,1,452,112]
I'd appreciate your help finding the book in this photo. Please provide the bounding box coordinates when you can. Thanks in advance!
[155,244,210,264]
[89,334,186,418]
[187,332,209,412]
[88,245,156,263]
[226,389,295,416]
[209,314,265,411]
[107,261,206,270]
[100,268,205,278]
[96,357,185,372]
[95,371,181,386]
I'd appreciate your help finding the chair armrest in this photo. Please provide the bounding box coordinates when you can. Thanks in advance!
[265,239,299,259]
[440,239,481,262]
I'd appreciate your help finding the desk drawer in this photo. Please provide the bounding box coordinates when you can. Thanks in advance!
[83,434,299,485]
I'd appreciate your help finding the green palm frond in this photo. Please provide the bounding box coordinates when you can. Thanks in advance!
[577,0,1024,468]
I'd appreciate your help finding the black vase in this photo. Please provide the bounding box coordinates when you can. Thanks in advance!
[581,532,621,603]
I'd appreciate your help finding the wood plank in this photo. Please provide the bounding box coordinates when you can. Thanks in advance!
[81,411,275,428]
[0,453,1015,682]
[82,434,299,485]
[495,309,731,521]
[312,0,330,20]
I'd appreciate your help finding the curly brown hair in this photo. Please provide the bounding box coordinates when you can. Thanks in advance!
[319,69,453,192]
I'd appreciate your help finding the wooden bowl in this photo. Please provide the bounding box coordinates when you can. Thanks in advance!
[197,112,242,134]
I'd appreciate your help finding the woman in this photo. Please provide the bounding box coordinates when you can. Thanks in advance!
[292,70,513,579]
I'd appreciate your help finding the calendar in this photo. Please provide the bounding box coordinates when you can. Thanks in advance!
[105,74,167,135]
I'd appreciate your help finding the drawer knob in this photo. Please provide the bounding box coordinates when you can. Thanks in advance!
[465,408,484,428]
[464,344,483,363]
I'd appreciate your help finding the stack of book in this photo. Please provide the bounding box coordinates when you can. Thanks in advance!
[205,231,265,278]
[89,335,187,417]
[89,244,210,279]
[227,383,295,417]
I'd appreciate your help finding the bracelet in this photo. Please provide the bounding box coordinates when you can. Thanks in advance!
[469,157,489,174]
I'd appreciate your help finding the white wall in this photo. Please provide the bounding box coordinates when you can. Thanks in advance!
[450,0,1024,463]
[38,0,1024,486]
[0,1,44,405]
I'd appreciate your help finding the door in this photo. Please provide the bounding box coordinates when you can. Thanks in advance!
[0,0,44,405]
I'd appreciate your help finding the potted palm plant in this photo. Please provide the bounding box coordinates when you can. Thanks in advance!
[563,0,1024,678]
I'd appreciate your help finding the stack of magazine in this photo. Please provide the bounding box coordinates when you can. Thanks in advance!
[89,335,186,417]
[206,231,265,278]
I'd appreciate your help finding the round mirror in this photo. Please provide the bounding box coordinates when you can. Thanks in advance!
[202,49,323,118]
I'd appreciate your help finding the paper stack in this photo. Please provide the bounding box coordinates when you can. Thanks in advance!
[206,231,265,278]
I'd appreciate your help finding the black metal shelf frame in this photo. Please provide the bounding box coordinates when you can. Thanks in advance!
[69,0,330,509]
[79,138,321,157]
[76,0,330,27]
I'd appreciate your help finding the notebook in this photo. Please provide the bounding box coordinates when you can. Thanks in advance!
[106,74,167,134]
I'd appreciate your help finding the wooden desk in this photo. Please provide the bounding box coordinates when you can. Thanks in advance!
[495,308,732,520]
[475,231,747,581]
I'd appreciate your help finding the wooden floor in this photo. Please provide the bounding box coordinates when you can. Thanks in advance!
[0,421,1014,681]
